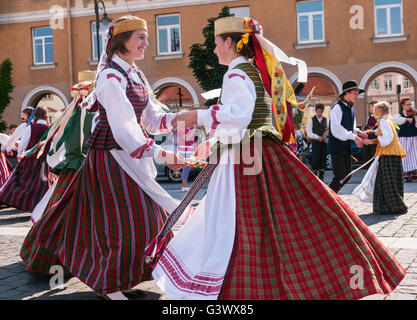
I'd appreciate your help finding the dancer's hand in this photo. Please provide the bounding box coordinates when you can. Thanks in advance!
[354,136,364,148]
[362,138,373,145]
[194,140,211,160]
[356,130,368,139]
[159,150,186,170]
[171,111,197,130]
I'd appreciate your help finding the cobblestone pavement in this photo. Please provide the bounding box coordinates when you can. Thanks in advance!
[0,170,416,300]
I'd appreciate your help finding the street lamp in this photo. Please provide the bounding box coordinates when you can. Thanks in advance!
[93,0,112,61]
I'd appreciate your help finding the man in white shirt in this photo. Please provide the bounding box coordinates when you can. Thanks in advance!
[327,80,367,193]
[306,104,329,181]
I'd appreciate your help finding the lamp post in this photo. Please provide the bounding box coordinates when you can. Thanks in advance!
[94,0,112,61]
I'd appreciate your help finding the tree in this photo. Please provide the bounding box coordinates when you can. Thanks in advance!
[188,6,234,106]
[0,58,14,132]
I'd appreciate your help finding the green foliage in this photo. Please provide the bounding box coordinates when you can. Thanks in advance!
[293,108,304,125]
[0,58,14,132]
[188,6,234,106]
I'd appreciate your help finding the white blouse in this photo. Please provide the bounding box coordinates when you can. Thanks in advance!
[197,56,256,146]
[95,54,175,159]
[307,116,329,140]
[330,101,358,141]
[376,117,393,147]
[392,112,417,127]
[18,119,48,157]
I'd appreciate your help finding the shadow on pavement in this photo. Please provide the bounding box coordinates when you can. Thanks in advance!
[358,212,405,227]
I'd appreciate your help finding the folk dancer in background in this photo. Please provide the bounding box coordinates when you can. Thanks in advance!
[306,103,328,181]
[354,101,407,215]
[327,80,368,194]
[393,98,417,182]
[0,106,56,211]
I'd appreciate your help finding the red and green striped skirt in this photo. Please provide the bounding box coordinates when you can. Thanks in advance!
[20,149,169,294]
[0,153,10,187]
[218,136,406,299]
[0,153,55,211]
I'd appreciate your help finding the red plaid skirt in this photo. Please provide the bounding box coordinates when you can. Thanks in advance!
[0,153,10,187]
[218,137,405,299]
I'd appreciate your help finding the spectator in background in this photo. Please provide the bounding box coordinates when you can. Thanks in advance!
[362,101,378,168]
[307,103,328,181]
[393,98,417,182]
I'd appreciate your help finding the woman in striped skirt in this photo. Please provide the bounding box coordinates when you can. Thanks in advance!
[0,106,56,211]
[28,72,97,226]
[393,98,417,182]
[152,16,406,300]
[20,16,184,300]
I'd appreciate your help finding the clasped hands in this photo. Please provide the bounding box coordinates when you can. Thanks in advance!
[354,130,374,147]
[160,110,210,169]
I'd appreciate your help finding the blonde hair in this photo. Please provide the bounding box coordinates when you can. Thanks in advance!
[374,101,390,115]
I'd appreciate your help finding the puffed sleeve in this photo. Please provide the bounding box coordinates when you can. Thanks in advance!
[197,69,256,145]
[138,71,176,135]
[6,122,26,152]
[377,119,393,147]
[392,114,406,126]
[95,69,161,159]
[17,125,31,156]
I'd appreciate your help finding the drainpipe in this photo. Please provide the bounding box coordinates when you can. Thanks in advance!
[67,0,73,89]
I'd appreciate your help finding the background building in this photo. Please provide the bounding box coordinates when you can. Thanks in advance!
[0,0,416,130]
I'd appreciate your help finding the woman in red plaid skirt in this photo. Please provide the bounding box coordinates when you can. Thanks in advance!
[152,16,406,300]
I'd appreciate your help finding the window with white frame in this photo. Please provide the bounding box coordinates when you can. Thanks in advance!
[296,0,324,43]
[384,76,393,92]
[374,0,403,37]
[156,14,181,55]
[372,78,380,90]
[230,7,250,17]
[32,26,54,64]
[91,21,110,61]
[403,77,410,89]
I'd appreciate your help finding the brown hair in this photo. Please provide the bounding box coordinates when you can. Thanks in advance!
[219,32,254,59]
[315,103,325,111]
[106,17,135,64]
[374,101,390,115]
[34,106,48,121]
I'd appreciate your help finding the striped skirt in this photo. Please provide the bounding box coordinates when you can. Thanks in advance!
[0,154,55,211]
[20,149,169,295]
[373,156,407,215]
[29,169,75,226]
[399,136,417,180]
[218,136,405,299]
[0,153,10,188]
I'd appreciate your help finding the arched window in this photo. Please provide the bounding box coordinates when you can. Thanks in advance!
[155,84,193,113]
[30,92,66,123]
[293,75,338,127]
[366,71,415,114]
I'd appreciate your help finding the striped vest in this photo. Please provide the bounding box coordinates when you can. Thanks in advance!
[86,60,149,150]
[375,119,406,158]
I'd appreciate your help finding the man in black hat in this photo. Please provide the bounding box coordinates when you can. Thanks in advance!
[328,80,368,193]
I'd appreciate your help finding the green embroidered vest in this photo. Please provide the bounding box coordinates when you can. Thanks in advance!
[210,62,283,157]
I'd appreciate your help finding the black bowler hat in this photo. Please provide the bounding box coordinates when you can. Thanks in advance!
[339,80,364,97]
